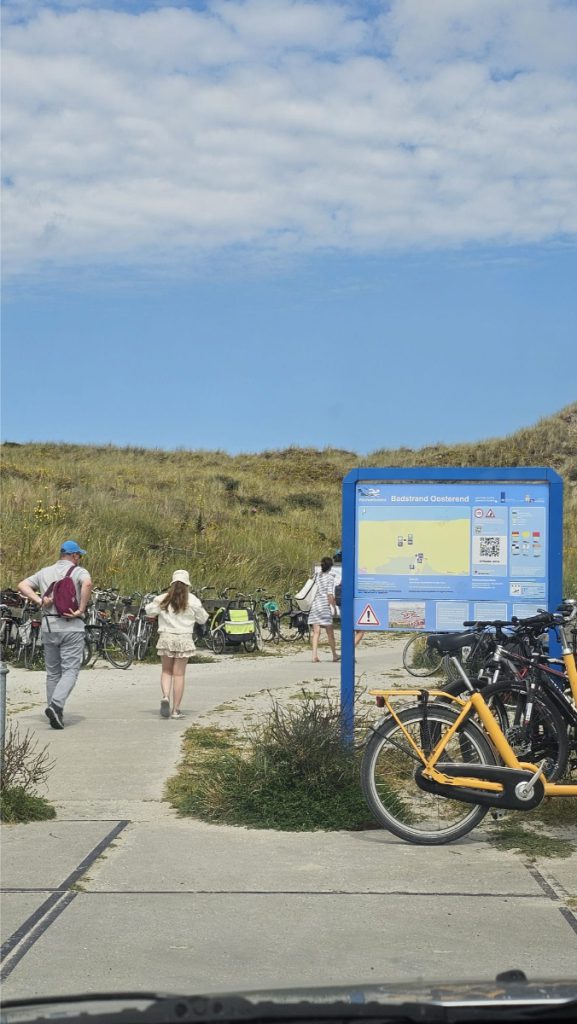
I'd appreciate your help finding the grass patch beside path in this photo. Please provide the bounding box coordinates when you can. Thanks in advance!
[0,786,56,823]
[530,797,577,827]
[166,693,404,831]
[487,804,576,861]
[0,723,57,823]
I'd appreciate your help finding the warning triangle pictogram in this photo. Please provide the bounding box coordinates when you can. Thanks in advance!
[357,604,380,626]
[485,508,496,518]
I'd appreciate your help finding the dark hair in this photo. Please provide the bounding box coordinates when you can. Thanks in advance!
[320,556,334,573]
[160,581,188,613]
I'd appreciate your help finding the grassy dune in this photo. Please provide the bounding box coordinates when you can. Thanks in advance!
[1,402,576,597]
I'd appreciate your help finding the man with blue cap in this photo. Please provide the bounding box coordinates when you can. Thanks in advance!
[18,541,93,729]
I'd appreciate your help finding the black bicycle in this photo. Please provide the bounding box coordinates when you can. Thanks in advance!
[431,604,577,781]
[84,611,133,669]
[0,591,27,663]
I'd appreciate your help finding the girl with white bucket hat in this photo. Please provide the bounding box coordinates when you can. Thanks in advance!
[145,570,208,719]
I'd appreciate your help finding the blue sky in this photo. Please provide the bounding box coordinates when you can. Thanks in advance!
[2,0,576,454]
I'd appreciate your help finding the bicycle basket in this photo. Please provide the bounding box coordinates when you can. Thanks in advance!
[291,611,308,627]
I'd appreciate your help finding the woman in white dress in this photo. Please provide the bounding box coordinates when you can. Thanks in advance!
[307,556,340,663]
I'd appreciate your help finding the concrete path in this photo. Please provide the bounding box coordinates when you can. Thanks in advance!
[2,639,576,1000]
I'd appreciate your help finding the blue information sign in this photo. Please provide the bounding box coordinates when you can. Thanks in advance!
[355,480,550,630]
[339,467,563,743]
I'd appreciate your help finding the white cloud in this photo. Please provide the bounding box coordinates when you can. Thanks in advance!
[2,0,577,277]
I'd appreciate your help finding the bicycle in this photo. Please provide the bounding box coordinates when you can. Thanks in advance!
[21,609,45,670]
[361,603,577,845]
[0,591,27,663]
[84,610,133,669]
[259,597,282,644]
[118,592,158,660]
[434,606,577,777]
[249,589,279,644]
[440,616,548,683]
[191,586,217,649]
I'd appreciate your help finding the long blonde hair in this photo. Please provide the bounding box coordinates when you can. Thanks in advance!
[160,581,189,613]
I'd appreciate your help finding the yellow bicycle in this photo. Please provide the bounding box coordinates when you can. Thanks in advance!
[361,604,577,844]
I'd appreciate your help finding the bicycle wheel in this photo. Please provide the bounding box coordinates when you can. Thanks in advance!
[479,679,569,782]
[279,612,302,642]
[259,611,274,643]
[82,635,93,668]
[361,704,496,845]
[268,614,282,638]
[402,633,444,677]
[135,625,152,661]
[24,633,44,670]
[253,619,264,652]
[103,627,133,669]
[212,628,226,655]
[243,636,257,652]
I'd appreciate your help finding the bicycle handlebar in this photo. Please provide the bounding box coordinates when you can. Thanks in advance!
[510,611,555,628]
[462,608,567,631]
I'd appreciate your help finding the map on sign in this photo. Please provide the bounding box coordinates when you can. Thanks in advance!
[354,481,550,631]
[358,511,470,577]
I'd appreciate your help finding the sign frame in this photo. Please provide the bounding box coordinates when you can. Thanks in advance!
[340,466,563,743]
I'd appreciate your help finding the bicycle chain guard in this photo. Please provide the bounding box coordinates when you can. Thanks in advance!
[414,763,546,810]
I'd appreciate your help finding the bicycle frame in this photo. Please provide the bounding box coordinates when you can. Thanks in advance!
[559,622,577,700]
[369,686,577,798]
[494,622,577,698]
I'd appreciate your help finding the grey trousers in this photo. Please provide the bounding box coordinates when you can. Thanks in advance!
[43,631,85,709]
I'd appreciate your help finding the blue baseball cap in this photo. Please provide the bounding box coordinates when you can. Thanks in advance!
[60,540,87,555]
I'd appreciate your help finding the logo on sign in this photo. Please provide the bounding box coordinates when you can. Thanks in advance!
[357,604,380,626]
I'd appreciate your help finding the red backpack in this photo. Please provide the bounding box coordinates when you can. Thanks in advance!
[44,566,79,616]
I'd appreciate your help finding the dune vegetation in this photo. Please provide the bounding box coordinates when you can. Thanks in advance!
[1,403,576,598]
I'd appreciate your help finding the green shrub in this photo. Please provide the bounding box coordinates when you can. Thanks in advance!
[0,786,56,823]
[0,723,56,823]
[166,694,406,831]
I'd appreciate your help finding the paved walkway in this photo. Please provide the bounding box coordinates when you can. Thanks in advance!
[2,640,576,999]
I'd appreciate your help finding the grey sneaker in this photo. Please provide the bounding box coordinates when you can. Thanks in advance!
[160,698,170,718]
[45,703,64,730]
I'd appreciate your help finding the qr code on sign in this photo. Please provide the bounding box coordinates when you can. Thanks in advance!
[480,537,502,558]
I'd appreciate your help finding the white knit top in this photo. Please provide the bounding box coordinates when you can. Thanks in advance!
[145,592,209,634]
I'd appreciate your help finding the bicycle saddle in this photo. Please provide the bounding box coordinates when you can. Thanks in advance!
[426,632,478,654]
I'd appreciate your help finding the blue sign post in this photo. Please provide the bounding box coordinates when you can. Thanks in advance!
[341,467,563,743]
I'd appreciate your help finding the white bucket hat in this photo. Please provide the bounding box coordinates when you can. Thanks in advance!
[171,569,191,587]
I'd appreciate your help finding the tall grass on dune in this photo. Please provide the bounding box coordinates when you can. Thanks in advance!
[1,404,576,598]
